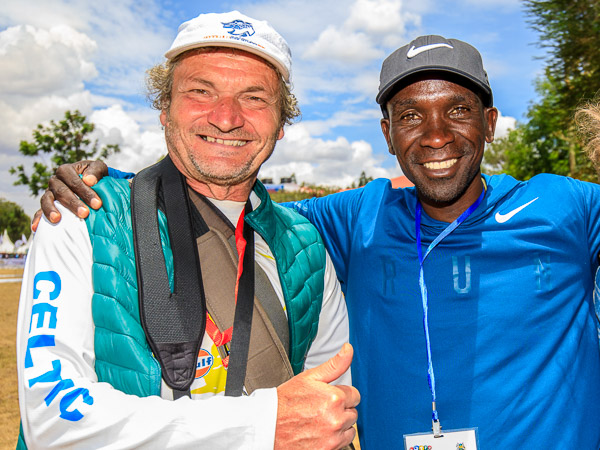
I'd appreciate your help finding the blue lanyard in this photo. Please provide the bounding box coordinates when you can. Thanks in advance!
[415,187,485,434]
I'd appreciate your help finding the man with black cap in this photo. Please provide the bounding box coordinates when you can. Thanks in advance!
[37,35,600,449]
[16,11,358,449]
[289,35,600,449]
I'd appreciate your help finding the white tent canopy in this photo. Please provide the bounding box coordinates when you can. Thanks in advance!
[15,233,32,255]
[0,229,15,254]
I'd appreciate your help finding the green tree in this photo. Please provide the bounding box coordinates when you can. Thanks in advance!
[357,171,373,187]
[10,110,121,196]
[489,1,600,181]
[268,183,341,202]
[522,72,597,181]
[517,0,600,181]
[524,0,600,114]
[0,198,31,242]
[494,72,595,181]
[483,125,526,175]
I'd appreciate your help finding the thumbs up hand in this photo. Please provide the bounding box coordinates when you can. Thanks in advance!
[274,343,360,449]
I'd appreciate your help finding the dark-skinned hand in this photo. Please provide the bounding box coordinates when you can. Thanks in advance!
[32,160,108,231]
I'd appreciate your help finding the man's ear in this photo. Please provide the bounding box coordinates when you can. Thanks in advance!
[380,118,394,155]
[160,109,167,127]
[484,107,499,144]
[277,126,285,141]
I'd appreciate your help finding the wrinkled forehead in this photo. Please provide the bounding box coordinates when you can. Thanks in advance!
[175,47,283,81]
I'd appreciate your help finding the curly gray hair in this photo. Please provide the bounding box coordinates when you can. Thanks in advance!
[575,101,600,170]
[146,47,300,126]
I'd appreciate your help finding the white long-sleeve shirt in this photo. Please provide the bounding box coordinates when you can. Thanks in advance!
[17,197,350,449]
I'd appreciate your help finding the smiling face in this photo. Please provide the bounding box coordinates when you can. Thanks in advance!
[160,48,285,200]
[380,74,498,222]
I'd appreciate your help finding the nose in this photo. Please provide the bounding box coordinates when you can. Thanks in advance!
[207,96,244,133]
[419,114,454,149]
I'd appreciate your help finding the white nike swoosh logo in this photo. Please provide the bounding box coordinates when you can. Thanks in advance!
[406,43,453,58]
[495,197,539,223]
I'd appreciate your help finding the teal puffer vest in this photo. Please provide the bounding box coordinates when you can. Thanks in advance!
[85,177,325,396]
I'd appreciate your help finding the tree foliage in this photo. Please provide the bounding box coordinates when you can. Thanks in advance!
[0,198,31,242]
[524,0,600,113]
[492,72,597,181]
[491,1,600,181]
[484,125,527,176]
[269,184,341,203]
[346,171,374,189]
[357,171,374,187]
[10,110,120,196]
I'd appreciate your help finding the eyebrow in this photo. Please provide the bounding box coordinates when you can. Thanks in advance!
[391,98,417,108]
[185,77,271,94]
[244,85,269,94]
[389,98,416,116]
[450,94,470,103]
[186,77,215,88]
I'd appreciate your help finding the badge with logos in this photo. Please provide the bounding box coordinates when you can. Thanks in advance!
[404,427,478,450]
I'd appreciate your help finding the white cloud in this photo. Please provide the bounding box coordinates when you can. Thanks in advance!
[92,105,166,174]
[494,110,517,140]
[346,0,421,38]
[0,22,113,156]
[0,25,97,97]
[304,27,383,64]
[289,0,422,110]
[0,22,99,180]
[1,0,173,97]
[261,123,401,187]
[0,92,95,154]
[241,0,349,47]
[303,0,420,65]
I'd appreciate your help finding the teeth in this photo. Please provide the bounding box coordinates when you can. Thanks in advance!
[423,159,457,170]
[203,136,246,146]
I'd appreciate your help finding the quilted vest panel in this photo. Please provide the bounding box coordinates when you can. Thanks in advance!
[85,178,171,397]
[85,178,324,394]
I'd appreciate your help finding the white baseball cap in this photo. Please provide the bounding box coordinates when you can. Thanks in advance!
[165,11,292,81]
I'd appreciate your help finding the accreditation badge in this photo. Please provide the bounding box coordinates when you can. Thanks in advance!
[404,427,478,450]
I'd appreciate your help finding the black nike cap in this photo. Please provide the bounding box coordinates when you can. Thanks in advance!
[376,35,493,109]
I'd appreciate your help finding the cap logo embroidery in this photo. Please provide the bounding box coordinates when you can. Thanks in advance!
[406,43,453,58]
[222,20,255,37]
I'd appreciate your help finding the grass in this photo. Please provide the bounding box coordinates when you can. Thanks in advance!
[0,267,23,449]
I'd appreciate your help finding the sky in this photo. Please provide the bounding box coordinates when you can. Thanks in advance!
[0,0,546,217]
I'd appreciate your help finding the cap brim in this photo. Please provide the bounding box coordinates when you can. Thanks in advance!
[377,66,493,107]
[164,40,290,82]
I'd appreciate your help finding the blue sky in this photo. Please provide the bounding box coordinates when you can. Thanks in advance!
[0,0,545,216]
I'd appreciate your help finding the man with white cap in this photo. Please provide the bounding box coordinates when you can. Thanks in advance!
[16,11,358,449]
